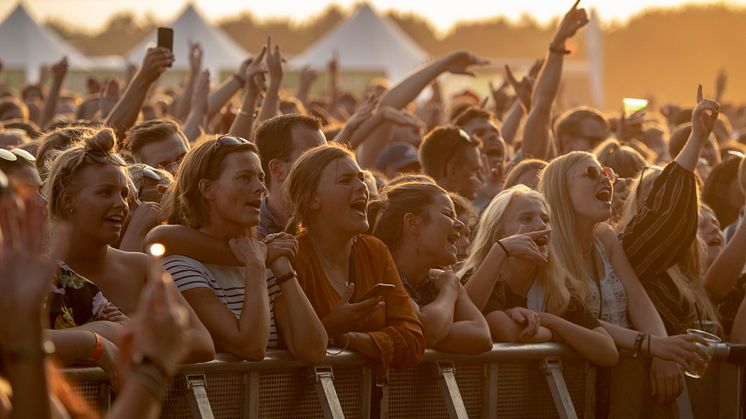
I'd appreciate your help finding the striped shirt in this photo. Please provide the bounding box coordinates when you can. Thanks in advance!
[163,255,280,349]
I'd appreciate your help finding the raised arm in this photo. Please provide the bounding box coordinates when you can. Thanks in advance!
[255,38,283,126]
[183,70,210,142]
[40,56,68,129]
[228,47,267,140]
[172,41,203,122]
[207,59,249,120]
[522,0,589,160]
[502,60,543,144]
[704,216,746,302]
[106,47,174,138]
[296,66,318,109]
[378,51,488,110]
[674,85,719,171]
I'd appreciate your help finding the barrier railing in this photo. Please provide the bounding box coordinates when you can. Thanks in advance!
[63,343,745,419]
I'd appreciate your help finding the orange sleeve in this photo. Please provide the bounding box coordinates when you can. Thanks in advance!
[361,237,425,370]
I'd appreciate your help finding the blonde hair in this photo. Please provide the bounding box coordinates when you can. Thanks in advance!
[592,138,646,179]
[739,157,746,193]
[284,143,356,234]
[503,159,546,189]
[538,151,595,302]
[43,128,123,221]
[458,185,574,315]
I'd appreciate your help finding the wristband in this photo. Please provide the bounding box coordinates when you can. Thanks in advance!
[549,44,571,55]
[131,360,170,399]
[632,332,646,359]
[88,332,103,362]
[232,73,246,86]
[496,240,510,258]
[275,270,297,286]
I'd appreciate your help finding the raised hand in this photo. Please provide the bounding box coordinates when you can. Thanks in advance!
[265,37,284,83]
[497,225,550,264]
[99,79,120,119]
[188,40,203,74]
[528,58,545,79]
[715,68,727,102]
[440,51,489,77]
[229,237,267,268]
[479,154,504,199]
[51,56,69,82]
[244,47,268,94]
[691,84,720,140]
[322,283,385,338]
[554,0,590,43]
[192,69,210,115]
[505,64,536,112]
[87,76,102,95]
[299,65,318,86]
[139,47,174,84]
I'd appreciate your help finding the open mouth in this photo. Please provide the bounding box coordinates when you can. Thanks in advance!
[350,198,367,215]
[104,214,124,225]
[595,186,612,203]
[246,200,261,210]
[708,237,723,247]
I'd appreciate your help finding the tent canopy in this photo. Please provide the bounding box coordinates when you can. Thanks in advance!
[290,4,429,82]
[127,3,247,76]
[0,3,91,81]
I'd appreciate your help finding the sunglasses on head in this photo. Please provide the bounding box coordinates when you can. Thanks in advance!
[85,150,127,166]
[136,164,162,201]
[0,148,36,163]
[214,135,250,149]
[585,166,617,183]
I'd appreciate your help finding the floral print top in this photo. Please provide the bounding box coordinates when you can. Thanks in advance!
[47,262,110,329]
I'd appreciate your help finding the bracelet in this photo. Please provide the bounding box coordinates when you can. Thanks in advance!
[232,73,246,86]
[646,334,653,357]
[326,333,350,356]
[496,240,510,258]
[87,332,103,362]
[275,270,297,286]
[130,361,170,399]
[632,332,646,359]
[549,43,571,55]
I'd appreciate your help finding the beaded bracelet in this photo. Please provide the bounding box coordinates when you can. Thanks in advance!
[275,270,297,286]
[632,332,646,359]
[326,333,350,356]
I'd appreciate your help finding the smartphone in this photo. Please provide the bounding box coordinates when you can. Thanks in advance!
[358,283,396,302]
[622,98,648,119]
[157,27,173,52]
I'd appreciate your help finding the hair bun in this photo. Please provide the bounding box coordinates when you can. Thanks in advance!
[83,128,117,154]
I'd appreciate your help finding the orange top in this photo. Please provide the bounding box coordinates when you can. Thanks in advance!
[294,233,425,372]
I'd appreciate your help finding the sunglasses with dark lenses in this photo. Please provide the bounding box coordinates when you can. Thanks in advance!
[585,166,617,183]
[86,150,127,166]
[214,135,250,150]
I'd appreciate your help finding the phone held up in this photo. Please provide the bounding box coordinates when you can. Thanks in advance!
[157,27,174,68]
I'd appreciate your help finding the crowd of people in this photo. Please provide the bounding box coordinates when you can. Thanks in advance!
[2,0,746,417]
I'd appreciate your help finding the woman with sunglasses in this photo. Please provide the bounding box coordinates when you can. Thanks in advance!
[539,88,713,404]
[367,181,492,355]
[150,135,328,363]
[44,128,214,367]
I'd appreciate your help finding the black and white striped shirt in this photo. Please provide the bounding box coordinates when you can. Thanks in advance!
[163,255,280,349]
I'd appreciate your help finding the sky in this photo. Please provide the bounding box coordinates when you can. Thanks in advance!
[1,0,744,33]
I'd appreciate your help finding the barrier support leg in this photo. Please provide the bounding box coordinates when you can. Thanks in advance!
[185,374,215,419]
[541,358,578,419]
[434,361,469,419]
[313,366,345,419]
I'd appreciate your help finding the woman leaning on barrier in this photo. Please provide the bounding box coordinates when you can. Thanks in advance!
[284,143,426,374]
[368,181,493,355]
[146,136,328,363]
[42,128,214,385]
[0,170,192,419]
[539,136,711,404]
[459,185,619,366]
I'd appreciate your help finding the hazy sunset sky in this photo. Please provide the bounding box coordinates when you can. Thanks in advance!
[2,0,745,32]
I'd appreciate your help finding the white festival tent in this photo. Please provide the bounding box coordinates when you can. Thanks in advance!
[127,3,248,78]
[290,4,429,83]
[0,3,92,82]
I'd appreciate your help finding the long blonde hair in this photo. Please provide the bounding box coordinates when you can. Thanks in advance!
[538,151,595,302]
[617,168,720,328]
[458,185,574,315]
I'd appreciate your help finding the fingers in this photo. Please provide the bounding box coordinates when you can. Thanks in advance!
[504,65,518,87]
[571,0,581,11]
[341,283,355,303]
[254,45,267,64]
[697,84,703,103]
[523,228,551,238]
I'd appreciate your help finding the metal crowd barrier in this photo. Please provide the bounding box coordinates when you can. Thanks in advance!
[63,343,745,419]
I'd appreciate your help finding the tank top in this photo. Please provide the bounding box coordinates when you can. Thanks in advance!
[586,238,630,327]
